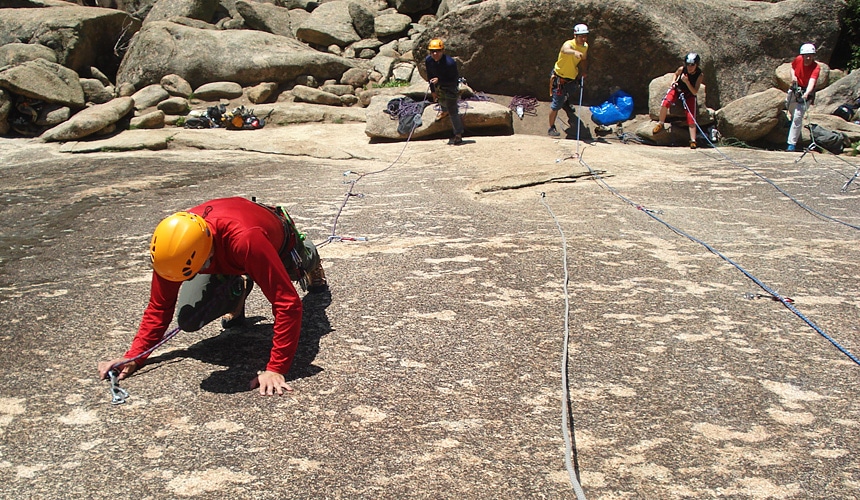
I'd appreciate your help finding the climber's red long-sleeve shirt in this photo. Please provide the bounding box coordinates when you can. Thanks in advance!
[125,197,302,374]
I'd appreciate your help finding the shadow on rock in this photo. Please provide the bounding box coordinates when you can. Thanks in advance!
[145,290,333,393]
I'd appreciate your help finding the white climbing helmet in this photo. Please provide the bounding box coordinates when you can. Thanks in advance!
[799,43,816,55]
[573,24,589,35]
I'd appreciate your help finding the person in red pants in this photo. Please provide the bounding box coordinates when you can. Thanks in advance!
[653,52,704,149]
[97,197,327,396]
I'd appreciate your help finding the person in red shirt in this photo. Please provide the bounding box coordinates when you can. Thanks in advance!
[786,43,821,152]
[97,197,327,396]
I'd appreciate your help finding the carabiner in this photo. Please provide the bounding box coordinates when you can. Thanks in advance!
[107,369,129,405]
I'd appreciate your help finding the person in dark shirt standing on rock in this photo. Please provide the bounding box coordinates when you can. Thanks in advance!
[97,197,328,396]
[425,38,465,145]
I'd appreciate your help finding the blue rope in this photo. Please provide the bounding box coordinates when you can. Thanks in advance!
[677,94,860,231]
[572,150,860,367]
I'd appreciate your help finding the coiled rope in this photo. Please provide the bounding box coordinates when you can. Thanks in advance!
[539,192,588,500]
[318,86,432,248]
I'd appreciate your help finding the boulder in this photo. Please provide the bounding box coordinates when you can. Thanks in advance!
[143,0,219,25]
[320,83,354,96]
[0,89,10,135]
[414,0,844,110]
[0,59,85,108]
[811,69,860,116]
[80,78,114,104]
[247,82,278,104]
[157,96,190,114]
[161,74,193,97]
[131,83,170,110]
[364,93,513,139]
[341,67,371,88]
[295,1,361,47]
[116,21,355,89]
[40,96,134,142]
[348,1,375,40]
[393,0,433,15]
[374,12,411,41]
[235,1,294,38]
[0,42,58,66]
[714,88,785,142]
[0,5,141,78]
[193,81,243,100]
[292,84,343,106]
[130,109,166,129]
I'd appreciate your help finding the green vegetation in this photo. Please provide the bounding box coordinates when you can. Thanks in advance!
[372,80,410,89]
[834,0,860,71]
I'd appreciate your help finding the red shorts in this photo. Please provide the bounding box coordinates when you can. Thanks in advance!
[662,87,697,126]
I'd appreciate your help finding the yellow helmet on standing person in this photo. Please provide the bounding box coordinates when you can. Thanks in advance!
[428,38,444,50]
[149,212,213,282]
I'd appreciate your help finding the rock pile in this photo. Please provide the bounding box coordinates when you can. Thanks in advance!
[0,0,857,148]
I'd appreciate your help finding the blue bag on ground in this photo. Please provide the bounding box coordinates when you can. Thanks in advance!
[590,90,634,126]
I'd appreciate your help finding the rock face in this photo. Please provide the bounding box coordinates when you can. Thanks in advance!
[0,6,140,78]
[714,88,786,142]
[116,21,355,89]
[0,59,85,108]
[39,96,134,142]
[414,0,844,110]
[364,94,513,139]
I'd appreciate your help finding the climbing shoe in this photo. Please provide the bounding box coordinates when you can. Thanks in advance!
[689,141,697,149]
[787,144,796,152]
[448,134,463,145]
[548,126,560,137]
[652,123,664,135]
[435,111,449,122]
[221,276,253,329]
[308,263,328,293]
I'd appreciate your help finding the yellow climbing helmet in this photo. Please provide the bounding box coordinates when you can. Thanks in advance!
[149,212,213,281]
[428,38,444,51]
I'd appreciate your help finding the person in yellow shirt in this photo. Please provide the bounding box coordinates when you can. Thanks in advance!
[548,23,589,137]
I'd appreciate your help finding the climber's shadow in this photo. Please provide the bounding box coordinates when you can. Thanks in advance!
[144,289,333,393]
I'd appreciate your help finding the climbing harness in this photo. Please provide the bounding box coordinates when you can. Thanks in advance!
[538,192,588,500]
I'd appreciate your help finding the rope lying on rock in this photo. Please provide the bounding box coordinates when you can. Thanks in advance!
[509,95,539,119]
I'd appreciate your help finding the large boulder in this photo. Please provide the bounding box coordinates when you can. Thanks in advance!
[143,0,219,25]
[0,5,141,79]
[811,69,860,116]
[235,1,294,38]
[39,96,134,142]
[0,59,85,108]
[414,0,844,110]
[116,21,355,89]
[295,1,361,48]
[0,43,58,66]
[714,88,785,142]
[364,94,513,139]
